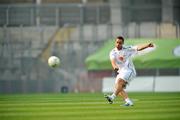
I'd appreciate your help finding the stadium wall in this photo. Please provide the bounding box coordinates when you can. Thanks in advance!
[102,76,180,92]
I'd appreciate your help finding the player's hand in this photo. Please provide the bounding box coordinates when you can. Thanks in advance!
[148,43,154,47]
[114,68,119,76]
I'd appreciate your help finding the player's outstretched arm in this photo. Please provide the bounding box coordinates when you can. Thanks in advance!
[137,43,154,51]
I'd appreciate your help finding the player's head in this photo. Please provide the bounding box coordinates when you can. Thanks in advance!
[115,36,124,50]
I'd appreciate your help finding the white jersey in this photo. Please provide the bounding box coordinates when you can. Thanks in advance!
[109,45,138,81]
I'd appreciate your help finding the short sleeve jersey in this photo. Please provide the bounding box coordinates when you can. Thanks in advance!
[109,45,138,74]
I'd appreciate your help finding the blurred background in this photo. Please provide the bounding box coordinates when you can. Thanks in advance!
[0,0,180,94]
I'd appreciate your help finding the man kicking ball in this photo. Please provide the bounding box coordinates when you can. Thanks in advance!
[105,36,154,106]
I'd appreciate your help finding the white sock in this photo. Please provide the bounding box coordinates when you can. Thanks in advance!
[125,98,133,104]
[110,93,116,100]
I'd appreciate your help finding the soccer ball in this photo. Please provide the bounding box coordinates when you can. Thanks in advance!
[48,56,60,68]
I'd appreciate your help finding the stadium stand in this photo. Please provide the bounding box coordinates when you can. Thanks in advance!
[0,0,180,93]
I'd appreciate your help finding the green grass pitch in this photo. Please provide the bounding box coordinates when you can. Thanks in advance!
[0,92,180,120]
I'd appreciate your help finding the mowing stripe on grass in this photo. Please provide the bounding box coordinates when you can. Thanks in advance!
[0,93,180,120]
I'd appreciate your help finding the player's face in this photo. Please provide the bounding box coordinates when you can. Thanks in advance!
[115,38,124,50]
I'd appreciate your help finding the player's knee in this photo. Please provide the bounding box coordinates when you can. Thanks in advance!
[117,79,127,89]
[116,79,124,88]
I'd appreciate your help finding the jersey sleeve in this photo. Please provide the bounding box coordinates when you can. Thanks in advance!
[127,45,138,56]
[109,50,115,60]
[132,45,138,51]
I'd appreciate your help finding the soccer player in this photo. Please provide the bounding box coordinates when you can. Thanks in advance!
[105,36,154,106]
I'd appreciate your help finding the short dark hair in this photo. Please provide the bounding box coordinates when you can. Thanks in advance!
[116,36,124,42]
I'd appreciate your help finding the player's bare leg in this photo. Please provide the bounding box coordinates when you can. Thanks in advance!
[105,79,133,106]
[118,90,133,106]
[118,90,128,100]
[118,81,129,100]
[105,79,124,104]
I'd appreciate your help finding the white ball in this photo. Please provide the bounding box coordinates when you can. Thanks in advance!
[48,56,60,68]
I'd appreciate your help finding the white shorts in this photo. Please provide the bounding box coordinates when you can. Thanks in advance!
[115,68,136,84]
